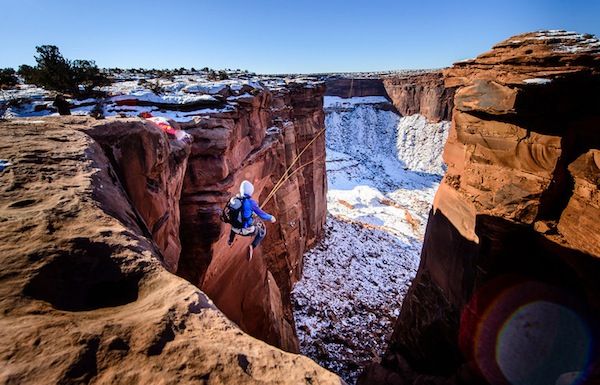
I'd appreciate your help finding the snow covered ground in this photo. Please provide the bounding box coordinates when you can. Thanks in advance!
[1,74,285,121]
[292,96,448,384]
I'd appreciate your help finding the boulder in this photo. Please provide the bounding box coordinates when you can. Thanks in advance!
[84,119,191,273]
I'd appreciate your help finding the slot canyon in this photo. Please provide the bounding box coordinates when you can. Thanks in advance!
[1,30,599,385]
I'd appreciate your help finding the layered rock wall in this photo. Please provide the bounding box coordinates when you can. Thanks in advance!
[325,73,454,124]
[383,71,455,122]
[361,31,600,385]
[176,83,327,352]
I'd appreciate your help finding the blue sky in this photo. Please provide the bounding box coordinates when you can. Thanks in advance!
[1,0,599,73]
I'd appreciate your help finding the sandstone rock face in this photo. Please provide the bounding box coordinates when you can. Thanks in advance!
[383,71,455,122]
[325,78,388,98]
[176,82,327,352]
[559,150,600,256]
[0,117,340,385]
[360,31,600,385]
[85,120,191,273]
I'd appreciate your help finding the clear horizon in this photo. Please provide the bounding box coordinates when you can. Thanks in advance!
[1,0,599,74]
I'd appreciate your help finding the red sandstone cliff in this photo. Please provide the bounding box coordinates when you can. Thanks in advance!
[0,116,339,384]
[383,71,455,122]
[175,82,327,352]
[360,30,600,385]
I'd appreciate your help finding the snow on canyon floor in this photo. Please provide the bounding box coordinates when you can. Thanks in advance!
[292,97,448,384]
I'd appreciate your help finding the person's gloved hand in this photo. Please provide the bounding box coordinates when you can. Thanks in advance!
[270,216,277,223]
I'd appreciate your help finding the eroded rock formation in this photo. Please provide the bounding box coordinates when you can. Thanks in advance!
[176,82,327,352]
[0,117,340,385]
[361,31,600,385]
[85,120,191,272]
[383,71,455,122]
[325,78,388,98]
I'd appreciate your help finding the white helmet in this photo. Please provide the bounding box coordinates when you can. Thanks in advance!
[240,180,254,196]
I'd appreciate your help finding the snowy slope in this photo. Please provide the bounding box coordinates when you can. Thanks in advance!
[293,216,420,381]
[292,96,449,384]
[396,114,449,175]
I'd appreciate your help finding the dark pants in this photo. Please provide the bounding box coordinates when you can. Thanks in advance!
[229,222,266,248]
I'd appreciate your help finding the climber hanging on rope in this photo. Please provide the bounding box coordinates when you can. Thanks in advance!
[219,127,325,260]
[220,180,276,261]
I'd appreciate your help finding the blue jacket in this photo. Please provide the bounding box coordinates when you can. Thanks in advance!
[241,194,274,228]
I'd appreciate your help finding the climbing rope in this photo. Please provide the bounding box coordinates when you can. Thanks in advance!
[261,155,325,209]
[261,128,326,208]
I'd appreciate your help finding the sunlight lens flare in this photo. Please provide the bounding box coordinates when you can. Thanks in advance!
[496,301,590,385]
[460,279,594,385]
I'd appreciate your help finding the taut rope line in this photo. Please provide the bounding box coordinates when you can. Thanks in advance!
[261,128,326,208]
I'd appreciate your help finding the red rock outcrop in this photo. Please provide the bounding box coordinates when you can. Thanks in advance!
[0,117,340,385]
[176,82,327,352]
[325,78,389,98]
[85,120,190,272]
[360,31,600,385]
[383,71,455,122]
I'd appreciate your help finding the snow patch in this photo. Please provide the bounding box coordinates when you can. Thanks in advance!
[292,216,420,383]
[523,78,552,85]
[324,95,390,108]
[111,91,218,104]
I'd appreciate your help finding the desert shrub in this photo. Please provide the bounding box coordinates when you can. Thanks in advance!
[206,69,229,81]
[207,69,218,80]
[72,59,111,93]
[218,70,229,80]
[30,45,76,92]
[17,45,109,95]
[90,101,105,119]
[17,64,38,84]
[0,68,18,89]
[149,80,163,95]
